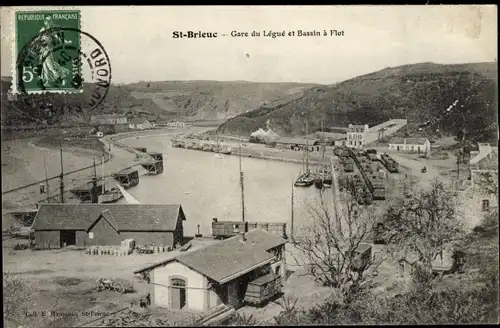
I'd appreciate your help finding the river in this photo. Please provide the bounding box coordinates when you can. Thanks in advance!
[118,134,334,237]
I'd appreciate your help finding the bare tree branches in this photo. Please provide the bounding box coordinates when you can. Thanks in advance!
[473,171,499,196]
[383,179,465,272]
[293,192,378,294]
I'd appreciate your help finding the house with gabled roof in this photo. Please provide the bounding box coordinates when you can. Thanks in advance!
[388,137,431,155]
[31,204,186,249]
[133,229,287,311]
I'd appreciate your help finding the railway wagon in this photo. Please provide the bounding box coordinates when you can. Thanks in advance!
[344,158,355,172]
[244,273,282,306]
[380,154,399,173]
[212,219,287,239]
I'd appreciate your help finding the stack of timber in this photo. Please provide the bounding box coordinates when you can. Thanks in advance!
[85,308,198,327]
[195,304,235,326]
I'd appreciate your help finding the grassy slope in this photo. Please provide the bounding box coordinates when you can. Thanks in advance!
[124,80,319,121]
[1,81,180,126]
[1,79,319,125]
[218,62,498,143]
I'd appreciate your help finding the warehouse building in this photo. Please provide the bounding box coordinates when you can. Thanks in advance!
[134,229,287,311]
[275,137,320,151]
[388,137,431,154]
[32,204,186,250]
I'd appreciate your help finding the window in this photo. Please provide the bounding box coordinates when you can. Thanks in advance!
[88,232,94,239]
[482,199,490,212]
[172,278,186,287]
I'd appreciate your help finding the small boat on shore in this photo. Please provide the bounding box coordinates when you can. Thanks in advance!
[314,177,324,189]
[99,188,123,203]
[295,172,315,187]
[323,172,333,188]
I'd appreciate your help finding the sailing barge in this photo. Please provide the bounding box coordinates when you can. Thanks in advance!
[294,121,315,188]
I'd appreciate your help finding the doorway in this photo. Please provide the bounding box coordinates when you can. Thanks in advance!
[60,230,76,247]
[171,278,187,309]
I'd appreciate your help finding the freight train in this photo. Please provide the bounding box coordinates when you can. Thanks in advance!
[379,153,399,173]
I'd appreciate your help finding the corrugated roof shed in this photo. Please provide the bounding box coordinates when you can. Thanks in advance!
[389,137,428,145]
[134,229,287,283]
[32,204,185,231]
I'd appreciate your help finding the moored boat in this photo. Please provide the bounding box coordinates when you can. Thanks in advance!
[314,177,324,189]
[323,172,333,188]
[295,172,315,187]
[99,189,123,203]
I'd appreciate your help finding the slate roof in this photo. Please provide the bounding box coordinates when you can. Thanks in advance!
[134,229,287,283]
[32,204,185,232]
[389,137,429,145]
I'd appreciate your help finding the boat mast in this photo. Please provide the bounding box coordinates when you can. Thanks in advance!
[239,141,246,223]
[101,155,105,193]
[305,120,309,173]
[291,180,294,241]
[44,157,50,203]
[59,148,64,203]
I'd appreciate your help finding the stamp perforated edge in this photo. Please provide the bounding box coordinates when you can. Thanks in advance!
[10,7,82,95]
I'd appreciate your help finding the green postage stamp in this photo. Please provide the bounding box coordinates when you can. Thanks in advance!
[15,10,81,93]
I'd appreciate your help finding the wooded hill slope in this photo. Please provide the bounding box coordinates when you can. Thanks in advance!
[124,80,318,121]
[1,78,317,126]
[218,62,498,143]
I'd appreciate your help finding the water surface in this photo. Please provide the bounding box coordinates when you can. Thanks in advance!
[119,134,333,236]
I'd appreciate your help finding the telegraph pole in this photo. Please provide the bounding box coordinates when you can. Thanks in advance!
[44,157,50,203]
[291,180,295,241]
[239,142,246,223]
[59,148,64,203]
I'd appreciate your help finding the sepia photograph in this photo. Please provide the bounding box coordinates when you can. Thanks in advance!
[1,5,498,327]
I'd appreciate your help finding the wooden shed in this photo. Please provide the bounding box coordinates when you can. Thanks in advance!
[32,204,186,250]
[112,168,140,189]
[244,273,282,305]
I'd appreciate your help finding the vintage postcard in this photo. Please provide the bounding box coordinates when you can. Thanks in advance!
[1,5,498,328]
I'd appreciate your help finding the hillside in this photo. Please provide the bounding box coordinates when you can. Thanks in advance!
[218,62,498,143]
[1,79,175,126]
[1,79,318,126]
[124,81,318,121]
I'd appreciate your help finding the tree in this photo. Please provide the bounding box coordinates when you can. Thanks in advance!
[382,179,464,272]
[293,191,382,300]
[473,170,499,197]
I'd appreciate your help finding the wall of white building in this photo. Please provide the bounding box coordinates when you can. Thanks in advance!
[151,261,208,311]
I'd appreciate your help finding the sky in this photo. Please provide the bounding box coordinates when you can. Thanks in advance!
[1,5,497,85]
